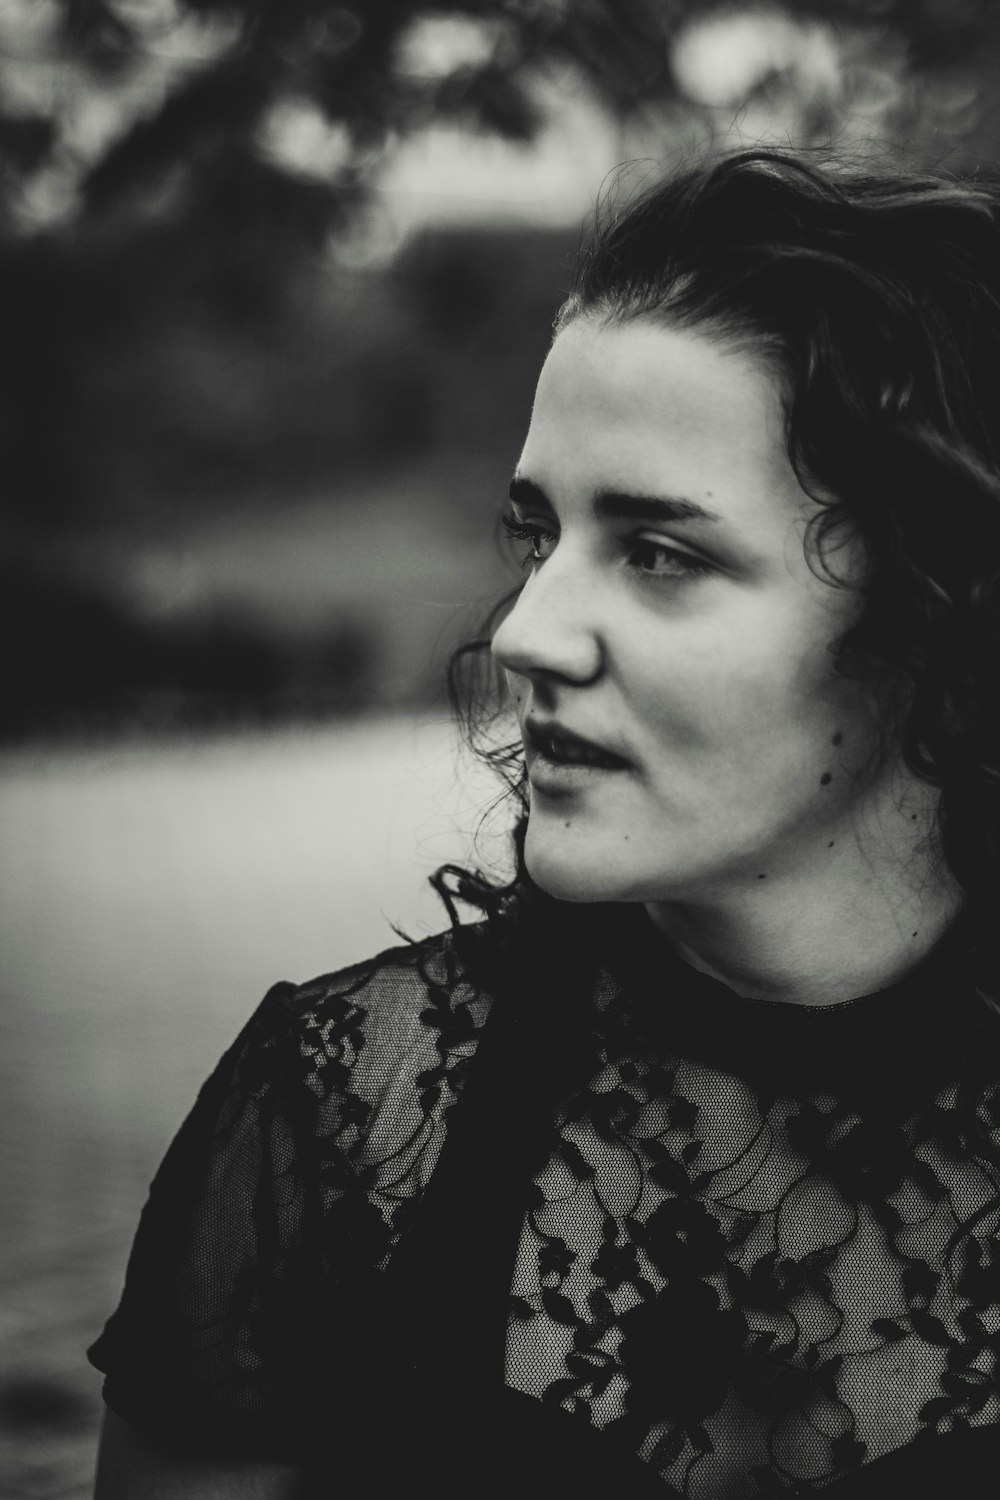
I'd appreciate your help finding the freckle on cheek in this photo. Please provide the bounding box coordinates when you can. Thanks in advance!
[831,731,843,746]
[820,772,832,786]
[757,873,767,880]
[828,841,835,848]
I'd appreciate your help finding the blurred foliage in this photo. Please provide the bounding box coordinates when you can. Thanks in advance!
[0,218,572,737]
[0,553,378,737]
[1,0,1000,236]
[5,0,1000,737]
[2,213,569,532]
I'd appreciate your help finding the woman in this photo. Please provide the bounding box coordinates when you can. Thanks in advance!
[91,148,1000,1498]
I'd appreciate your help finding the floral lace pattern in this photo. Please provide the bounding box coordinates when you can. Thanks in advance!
[505,982,1000,1497]
[89,907,1000,1493]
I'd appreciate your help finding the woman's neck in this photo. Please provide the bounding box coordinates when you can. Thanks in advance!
[644,782,964,1007]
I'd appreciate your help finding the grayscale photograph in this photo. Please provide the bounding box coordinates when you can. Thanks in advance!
[1,2,999,1497]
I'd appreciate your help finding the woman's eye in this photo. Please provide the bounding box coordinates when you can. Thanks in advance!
[500,513,712,581]
[630,538,713,579]
[497,513,554,564]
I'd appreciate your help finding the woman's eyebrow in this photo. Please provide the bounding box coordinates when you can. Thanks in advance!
[508,475,722,526]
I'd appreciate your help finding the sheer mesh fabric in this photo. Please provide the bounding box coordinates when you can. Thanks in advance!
[88,936,491,1452]
[89,903,1000,1494]
[504,946,1000,1497]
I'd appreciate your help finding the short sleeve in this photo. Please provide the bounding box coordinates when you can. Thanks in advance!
[88,931,488,1461]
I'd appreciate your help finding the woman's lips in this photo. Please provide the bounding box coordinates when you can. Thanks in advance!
[526,746,629,794]
[525,714,629,766]
[524,715,631,781]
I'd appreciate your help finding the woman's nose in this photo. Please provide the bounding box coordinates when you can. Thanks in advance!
[491,554,603,685]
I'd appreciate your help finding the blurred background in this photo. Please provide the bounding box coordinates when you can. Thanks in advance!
[4,1,1000,1494]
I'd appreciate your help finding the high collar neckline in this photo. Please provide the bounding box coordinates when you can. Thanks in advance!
[590,901,985,1102]
[606,898,971,1007]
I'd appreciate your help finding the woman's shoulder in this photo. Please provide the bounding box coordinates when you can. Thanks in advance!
[276,920,496,1058]
[221,921,500,1168]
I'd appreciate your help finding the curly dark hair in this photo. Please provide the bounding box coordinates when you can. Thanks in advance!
[431,145,1000,1017]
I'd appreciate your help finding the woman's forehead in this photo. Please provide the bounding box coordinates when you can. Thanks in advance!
[521,317,811,537]
[539,315,779,429]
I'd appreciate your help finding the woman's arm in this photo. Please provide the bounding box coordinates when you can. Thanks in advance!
[93,1411,306,1500]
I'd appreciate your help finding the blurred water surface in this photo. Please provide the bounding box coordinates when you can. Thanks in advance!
[0,711,509,1497]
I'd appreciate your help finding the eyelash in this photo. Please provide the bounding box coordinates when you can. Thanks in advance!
[499,513,713,580]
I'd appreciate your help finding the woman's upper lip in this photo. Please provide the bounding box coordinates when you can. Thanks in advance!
[524,714,630,764]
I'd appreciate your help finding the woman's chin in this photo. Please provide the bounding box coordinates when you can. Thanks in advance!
[524,842,631,905]
[524,828,723,905]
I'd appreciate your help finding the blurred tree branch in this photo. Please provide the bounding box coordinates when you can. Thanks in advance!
[2,0,999,241]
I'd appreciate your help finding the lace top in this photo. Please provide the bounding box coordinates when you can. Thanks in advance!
[88,897,1000,1497]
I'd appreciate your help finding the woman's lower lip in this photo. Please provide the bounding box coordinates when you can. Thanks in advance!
[527,748,629,791]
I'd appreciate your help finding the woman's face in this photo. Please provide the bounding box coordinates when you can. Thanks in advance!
[491,314,887,904]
